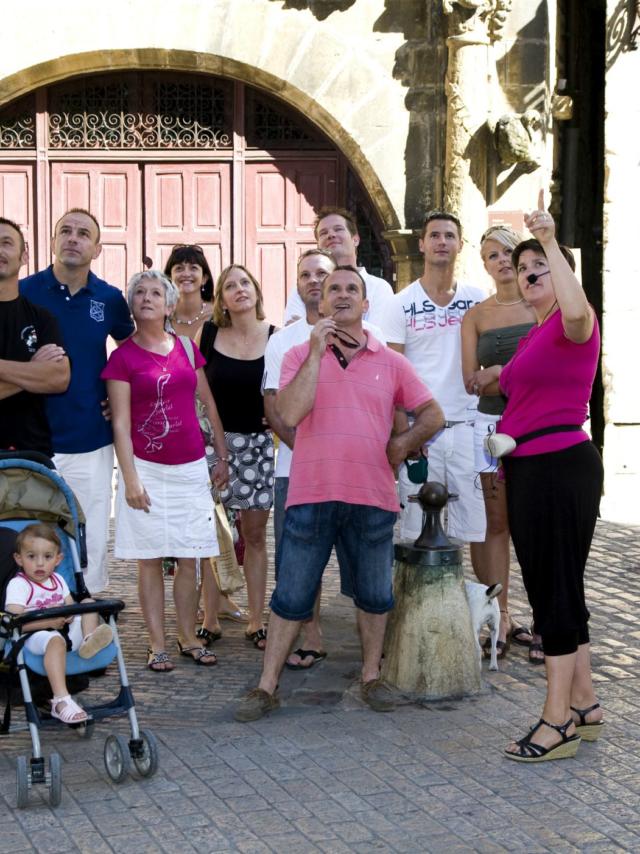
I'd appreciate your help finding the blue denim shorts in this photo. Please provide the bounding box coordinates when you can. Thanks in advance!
[270,501,396,621]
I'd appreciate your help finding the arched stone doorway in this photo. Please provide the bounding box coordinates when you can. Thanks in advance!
[0,63,393,323]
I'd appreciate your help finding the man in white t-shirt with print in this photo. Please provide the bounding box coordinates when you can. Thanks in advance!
[283,206,396,339]
[387,210,488,574]
[264,248,385,670]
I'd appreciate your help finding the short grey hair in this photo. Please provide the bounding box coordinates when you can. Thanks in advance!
[126,270,180,314]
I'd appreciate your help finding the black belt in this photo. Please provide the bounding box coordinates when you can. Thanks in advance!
[515,424,583,447]
[444,420,464,428]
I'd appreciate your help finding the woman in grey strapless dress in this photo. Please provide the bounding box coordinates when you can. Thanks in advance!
[461,225,540,663]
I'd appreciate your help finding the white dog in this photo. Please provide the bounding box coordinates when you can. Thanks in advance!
[465,581,503,671]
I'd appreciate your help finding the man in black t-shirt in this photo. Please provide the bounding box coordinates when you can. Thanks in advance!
[0,217,70,457]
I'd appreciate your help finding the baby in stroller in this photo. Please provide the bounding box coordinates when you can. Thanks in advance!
[6,522,113,725]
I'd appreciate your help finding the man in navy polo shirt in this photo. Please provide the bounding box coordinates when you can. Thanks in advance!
[20,208,134,592]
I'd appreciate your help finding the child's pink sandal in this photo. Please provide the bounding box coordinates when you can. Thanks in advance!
[79,624,113,659]
[50,695,88,724]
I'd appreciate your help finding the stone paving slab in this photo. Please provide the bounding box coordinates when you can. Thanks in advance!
[1,519,639,852]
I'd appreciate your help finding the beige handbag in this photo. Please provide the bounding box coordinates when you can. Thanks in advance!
[209,497,245,594]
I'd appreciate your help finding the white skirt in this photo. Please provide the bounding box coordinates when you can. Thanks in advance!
[114,456,219,559]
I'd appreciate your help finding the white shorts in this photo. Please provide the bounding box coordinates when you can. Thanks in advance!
[473,412,502,474]
[399,422,486,543]
[54,445,114,594]
[24,616,83,656]
[114,456,218,560]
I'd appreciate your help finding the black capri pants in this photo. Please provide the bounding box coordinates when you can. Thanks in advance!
[503,440,603,656]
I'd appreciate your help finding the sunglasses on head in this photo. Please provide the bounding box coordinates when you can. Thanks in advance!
[173,243,205,254]
[480,225,518,243]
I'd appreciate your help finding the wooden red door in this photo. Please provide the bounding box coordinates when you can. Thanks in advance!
[0,164,36,274]
[245,160,338,324]
[144,164,231,282]
[50,163,141,291]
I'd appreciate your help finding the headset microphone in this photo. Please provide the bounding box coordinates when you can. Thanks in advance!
[526,270,550,285]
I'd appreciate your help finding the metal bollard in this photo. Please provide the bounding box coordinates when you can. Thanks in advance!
[382,482,481,700]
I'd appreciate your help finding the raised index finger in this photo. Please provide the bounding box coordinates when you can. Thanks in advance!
[538,188,545,211]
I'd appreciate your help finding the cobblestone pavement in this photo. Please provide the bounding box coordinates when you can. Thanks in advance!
[1,518,639,853]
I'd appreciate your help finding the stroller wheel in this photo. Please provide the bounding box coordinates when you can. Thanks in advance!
[48,753,62,807]
[104,733,131,783]
[132,729,159,778]
[16,756,29,809]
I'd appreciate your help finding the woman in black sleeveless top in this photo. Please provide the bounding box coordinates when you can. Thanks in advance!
[195,265,276,649]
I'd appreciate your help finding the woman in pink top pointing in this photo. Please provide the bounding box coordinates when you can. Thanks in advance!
[483,192,604,762]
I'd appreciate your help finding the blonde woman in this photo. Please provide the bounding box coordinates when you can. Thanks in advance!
[165,245,248,641]
[195,265,276,650]
[461,225,537,661]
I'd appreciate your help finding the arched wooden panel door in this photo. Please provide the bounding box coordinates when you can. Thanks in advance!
[0,164,36,274]
[144,163,231,280]
[245,159,338,324]
[50,163,141,291]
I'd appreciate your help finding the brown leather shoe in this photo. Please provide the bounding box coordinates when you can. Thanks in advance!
[234,688,280,722]
[361,678,395,712]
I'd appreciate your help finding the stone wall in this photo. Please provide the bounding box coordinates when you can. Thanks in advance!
[600,0,640,523]
[0,0,408,232]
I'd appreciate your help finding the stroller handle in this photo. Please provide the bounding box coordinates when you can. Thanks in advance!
[3,599,126,631]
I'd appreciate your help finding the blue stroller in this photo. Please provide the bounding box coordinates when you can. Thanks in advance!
[0,452,158,807]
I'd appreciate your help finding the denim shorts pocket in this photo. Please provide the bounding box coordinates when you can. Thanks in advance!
[284,503,324,545]
[359,508,397,546]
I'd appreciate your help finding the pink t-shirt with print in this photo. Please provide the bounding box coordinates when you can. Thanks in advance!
[101,336,206,465]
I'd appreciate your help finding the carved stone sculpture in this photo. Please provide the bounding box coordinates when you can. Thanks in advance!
[494,109,543,168]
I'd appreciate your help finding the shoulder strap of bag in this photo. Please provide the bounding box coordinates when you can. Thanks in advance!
[178,335,196,369]
[199,321,218,359]
[268,324,276,338]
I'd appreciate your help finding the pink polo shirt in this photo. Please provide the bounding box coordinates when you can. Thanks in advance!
[280,333,433,512]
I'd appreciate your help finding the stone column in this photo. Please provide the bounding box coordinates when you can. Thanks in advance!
[442,1,512,278]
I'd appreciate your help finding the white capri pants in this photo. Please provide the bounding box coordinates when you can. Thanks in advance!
[54,444,114,594]
[23,616,83,656]
[399,422,487,543]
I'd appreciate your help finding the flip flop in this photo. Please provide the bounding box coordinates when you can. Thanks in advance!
[147,649,175,672]
[196,627,222,645]
[529,641,545,665]
[482,636,509,659]
[245,628,267,650]
[219,608,249,623]
[510,624,533,647]
[285,649,328,670]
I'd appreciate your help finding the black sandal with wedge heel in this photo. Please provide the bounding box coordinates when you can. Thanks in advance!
[571,703,604,741]
[505,718,581,763]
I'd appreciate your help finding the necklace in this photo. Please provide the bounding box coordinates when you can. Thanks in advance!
[537,300,558,326]
[172,302,206,326]
[494,294,524,306]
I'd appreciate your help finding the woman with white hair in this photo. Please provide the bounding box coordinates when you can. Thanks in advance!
[102,270,229,671]
[461,225,537,662]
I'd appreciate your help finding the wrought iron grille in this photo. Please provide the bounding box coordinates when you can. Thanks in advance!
[47,74,232,149]
[245,88,330,149]
[0,96,36,148]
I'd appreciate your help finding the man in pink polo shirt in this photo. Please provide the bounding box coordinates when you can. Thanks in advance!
[234,266,444,721]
